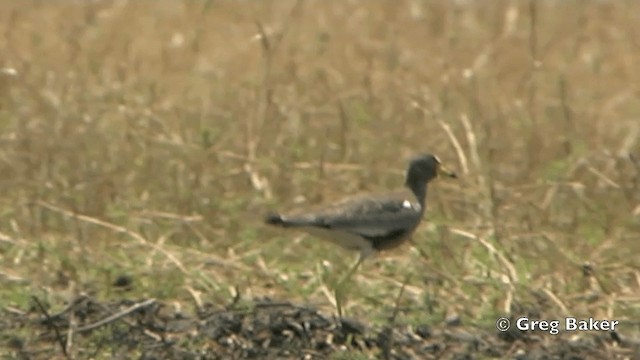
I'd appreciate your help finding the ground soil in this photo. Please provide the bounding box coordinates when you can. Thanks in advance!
[2,296,638,359]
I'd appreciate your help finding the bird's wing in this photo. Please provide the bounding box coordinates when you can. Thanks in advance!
[283,191,423,239]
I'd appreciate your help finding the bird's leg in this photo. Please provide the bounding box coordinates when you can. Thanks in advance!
[334,254,364,318]
[342,254,364,284]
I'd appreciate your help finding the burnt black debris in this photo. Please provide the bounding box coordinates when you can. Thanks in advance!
[2,296,638,359]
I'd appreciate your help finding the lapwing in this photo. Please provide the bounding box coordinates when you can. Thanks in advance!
[265,153,456,272]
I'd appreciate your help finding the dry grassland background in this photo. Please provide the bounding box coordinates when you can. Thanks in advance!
[0,0,639,358]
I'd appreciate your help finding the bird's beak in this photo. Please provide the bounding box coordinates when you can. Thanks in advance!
[438,164,458,178]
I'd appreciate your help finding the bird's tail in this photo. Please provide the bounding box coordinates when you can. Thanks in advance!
[264,213,318,228]
[264,212,287,226]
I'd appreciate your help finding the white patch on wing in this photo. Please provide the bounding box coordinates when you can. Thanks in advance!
[402,199,421,212]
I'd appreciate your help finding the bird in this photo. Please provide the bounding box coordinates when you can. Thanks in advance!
[265,153,457,272]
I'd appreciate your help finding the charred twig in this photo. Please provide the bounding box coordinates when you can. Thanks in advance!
[32,296,69,358]
[48,295,90,320]
[75,298,157,333]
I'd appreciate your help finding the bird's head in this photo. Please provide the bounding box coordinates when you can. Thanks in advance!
[406,153,457,185]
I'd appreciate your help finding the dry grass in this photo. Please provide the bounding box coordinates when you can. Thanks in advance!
[0,0,639,357]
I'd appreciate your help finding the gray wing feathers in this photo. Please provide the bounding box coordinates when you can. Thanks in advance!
[283,194,422,238]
